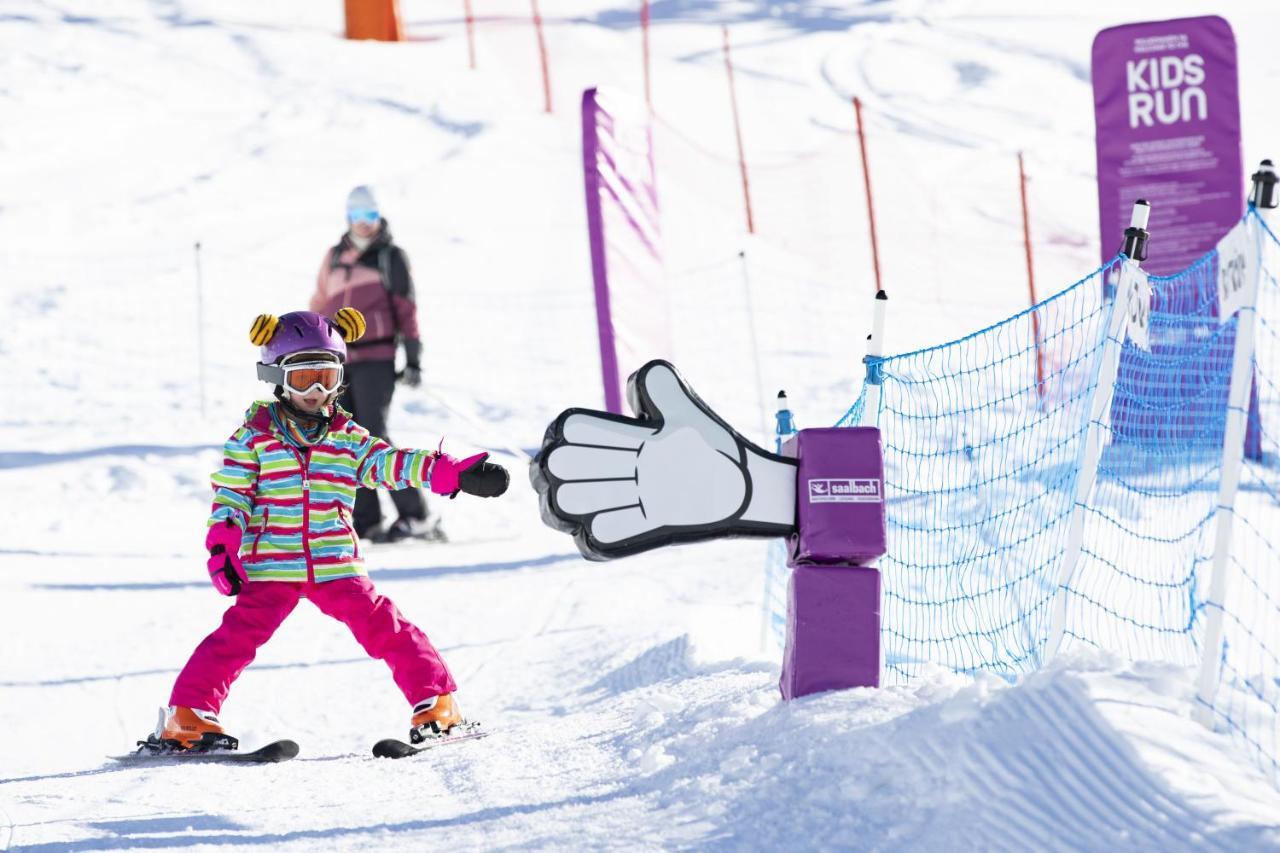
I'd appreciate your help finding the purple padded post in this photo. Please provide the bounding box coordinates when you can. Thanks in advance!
[783,427,886,566]
[780,565,881,699]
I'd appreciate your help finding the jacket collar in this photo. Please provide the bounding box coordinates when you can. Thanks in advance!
[338,219,393,259]
[243,401,350,439]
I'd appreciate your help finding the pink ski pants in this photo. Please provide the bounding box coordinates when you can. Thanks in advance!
[170,576,456,713]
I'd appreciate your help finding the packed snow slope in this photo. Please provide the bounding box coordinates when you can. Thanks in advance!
[4,1,1280,850]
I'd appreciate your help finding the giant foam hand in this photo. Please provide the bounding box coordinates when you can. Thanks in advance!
[531,360,797,560]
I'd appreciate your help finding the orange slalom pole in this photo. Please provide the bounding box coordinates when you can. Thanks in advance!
[1018,151,1046,399]
[531,0,553,113]
[463,0,476,68]
[722,26,755,235]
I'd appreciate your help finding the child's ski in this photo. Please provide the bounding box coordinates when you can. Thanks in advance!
[373,724,487,759]
[110,739,299,764]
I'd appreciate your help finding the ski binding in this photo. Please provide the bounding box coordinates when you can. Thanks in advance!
[373,721,487,758]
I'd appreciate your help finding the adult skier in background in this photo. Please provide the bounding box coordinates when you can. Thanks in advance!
[139,308,509,754]
[310,185,435,543]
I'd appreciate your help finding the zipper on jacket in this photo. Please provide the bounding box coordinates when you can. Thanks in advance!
[252,508,269,558]
[285,446,315,583]
[302,450,313,583]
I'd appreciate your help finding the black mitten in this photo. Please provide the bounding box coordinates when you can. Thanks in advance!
[459,458,510,498]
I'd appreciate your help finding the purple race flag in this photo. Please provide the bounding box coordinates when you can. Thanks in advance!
[582,87,669,414]
[1093,16,1242,275]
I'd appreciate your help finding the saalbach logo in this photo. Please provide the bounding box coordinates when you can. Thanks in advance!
[808,478,881,504]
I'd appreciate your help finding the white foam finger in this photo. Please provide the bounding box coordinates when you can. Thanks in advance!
[588,505,652,544]
[561,413,652,448]
[638,363,710,425]
[555,480,639,515]
[547,444,640,481]
[636,363,739,457]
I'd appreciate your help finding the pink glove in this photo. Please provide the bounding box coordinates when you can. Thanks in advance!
[206,520,248,596]
[429,451,509,499]
[429,451,486,497]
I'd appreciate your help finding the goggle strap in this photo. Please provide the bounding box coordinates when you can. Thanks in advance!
[257,363,285,385]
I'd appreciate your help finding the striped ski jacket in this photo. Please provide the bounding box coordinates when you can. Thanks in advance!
[208,401,438,584]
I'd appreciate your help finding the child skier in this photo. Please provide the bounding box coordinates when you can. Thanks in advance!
[140,308,508,754]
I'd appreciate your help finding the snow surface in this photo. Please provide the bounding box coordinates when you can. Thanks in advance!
[3,0,1280,849]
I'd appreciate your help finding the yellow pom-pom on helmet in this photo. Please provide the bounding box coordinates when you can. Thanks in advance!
[333,307,366,343]
[253,310,359,395]
[249,314,280,346]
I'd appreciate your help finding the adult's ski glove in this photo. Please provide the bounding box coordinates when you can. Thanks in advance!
[205,519,248,596]
[399,339,423,387]
[398,364,422,388]
[429,451,510,499]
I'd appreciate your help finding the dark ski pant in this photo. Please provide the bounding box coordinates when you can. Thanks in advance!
[169,577,457,713]
[339,360,427,534]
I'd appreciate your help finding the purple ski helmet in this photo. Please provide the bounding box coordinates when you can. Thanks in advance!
[259,311,347,365]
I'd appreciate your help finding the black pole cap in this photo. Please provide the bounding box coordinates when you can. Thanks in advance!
[1251,160,1279,210]
[1121,199,1151,263]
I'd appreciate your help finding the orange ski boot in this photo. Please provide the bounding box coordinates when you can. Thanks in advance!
[147,705,238,752]
[410,694,467,743]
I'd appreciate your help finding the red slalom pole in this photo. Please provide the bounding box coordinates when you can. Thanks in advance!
[722,26,755,235]
[1018,151,1046,399]
[641,0,652,112]
[463,0,476,69]
[531,0,553,113]
[852,96,882,294]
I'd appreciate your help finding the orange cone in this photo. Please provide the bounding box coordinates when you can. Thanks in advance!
[344,0,404,42]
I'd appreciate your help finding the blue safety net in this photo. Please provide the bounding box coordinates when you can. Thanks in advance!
[1196,213,1280,787]
[765,209,1280,785]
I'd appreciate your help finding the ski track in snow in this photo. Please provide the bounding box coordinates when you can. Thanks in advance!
[5,0,1280,849]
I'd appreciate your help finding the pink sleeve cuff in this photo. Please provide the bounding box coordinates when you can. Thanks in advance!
[419,452,439,490]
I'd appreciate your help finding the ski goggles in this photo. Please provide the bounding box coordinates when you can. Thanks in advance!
[257,360,344,393]
[347,207,380,224]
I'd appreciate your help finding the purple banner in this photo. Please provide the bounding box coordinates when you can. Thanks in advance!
[1093,18,1259,456]
[1093,16,1242,276]
[581,87,667,413]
